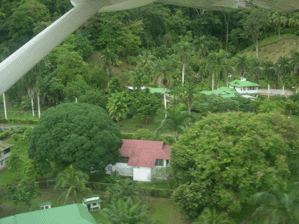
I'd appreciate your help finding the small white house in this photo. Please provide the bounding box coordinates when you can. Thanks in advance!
[82,195,102,211]
[106,140,170,182]
[0,141,13,170]
[39,202,51,210]
[229,77,259,98]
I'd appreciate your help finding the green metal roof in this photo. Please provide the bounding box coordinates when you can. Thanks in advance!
[201,87,238,98]
[229,79,259,87]
[0,204,97,224]
[148,88,170,94]
[0,141,14,152]
[39,202,51,207]
[83,194,100,200]
[84,199,102,205]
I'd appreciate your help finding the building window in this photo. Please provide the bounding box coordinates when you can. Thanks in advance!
[0,160,3,166]
[4,148,10,154]
[155,159,164,166]
[166,160,170,166]
[93,203,97,206]
[120,157,129,163]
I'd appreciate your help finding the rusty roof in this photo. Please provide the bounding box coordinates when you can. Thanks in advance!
[119,140,170,168]
[0,140,14,152]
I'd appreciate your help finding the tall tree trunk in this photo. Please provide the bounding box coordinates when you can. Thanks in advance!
[182,63,186,84]
[106,65,110,87]
[37,92,41,118]
[212,73,214,91]
[3,92,7,120]
[223,13,230,52]
[278,26,281,38]
[28,89,35,117]
[164,88,167,118]
[188,98,191,115]
[255,38,259,58]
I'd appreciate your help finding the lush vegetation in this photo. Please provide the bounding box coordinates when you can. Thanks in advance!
[2,1,299,224]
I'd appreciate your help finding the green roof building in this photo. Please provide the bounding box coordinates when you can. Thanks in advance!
[228,77,259,98]
[201,86,239,98]
[0,204,97,224]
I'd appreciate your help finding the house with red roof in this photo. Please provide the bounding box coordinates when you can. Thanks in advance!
[106,139,170,182]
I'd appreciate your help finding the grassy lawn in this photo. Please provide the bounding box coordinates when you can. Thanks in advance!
[0,109,40,121]
[120,116,160,133]
[0,189,67,218]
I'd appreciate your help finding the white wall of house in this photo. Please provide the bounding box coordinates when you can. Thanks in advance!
[230,86,258,98]
[106,159,169,182]
[0,150,10,170]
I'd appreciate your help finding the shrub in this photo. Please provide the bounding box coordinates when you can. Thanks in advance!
[121,133,134,139]
[133,129,154,140]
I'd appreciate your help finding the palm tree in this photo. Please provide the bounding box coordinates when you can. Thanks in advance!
[249,56,263,83]
[290,50,299,93]
[99,48,120,87]
[136,50,156,82]
[155,107,194,141]
[250,182,299,224]
[288,13,299,34]
[193,35,210,60]
[176,35,192,84]
[192,208,235,224]
[54,165,92,204]
[276,56,291,89]
[154,59,173,114]
[234,53,250,77]
[262,60,277,87]
[101,197,155,224]
[270,12,288,38]
[182,81,201,115]
[22,71,37,117]
[206,50,233,91]
[105,178,139,202]
[198,59,208,82]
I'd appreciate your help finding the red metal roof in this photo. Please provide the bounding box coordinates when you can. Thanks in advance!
[119,140,170,168]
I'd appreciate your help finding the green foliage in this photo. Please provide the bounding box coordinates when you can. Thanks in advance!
[257,99,285,113]
[65,76,91,102]
[250,181,299,224]
[20,95,31,110]
[8,154,24,176]
[54,165,92,204]
[23,159,42,180]
[78,89,107,109]
[109,77,122,93]
[133,129,154,140]
[28,103,122,174]
[130,90,161,123]
[192,208,235,224]
[5,178,41,207]
[101,197,155,224]
[121,133,134,139]
[155,107,194,141]
[105,178,139,202]
[107,91,131,123]
[22,127,32,140]
[89,66,108,89]
[171,112,299,219]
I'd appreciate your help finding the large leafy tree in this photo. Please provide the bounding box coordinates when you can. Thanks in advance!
[171,112,299,219]
[5,178,41,210]
[262,60,277,87]
[250,181,299,224]
[244,9,269,58]
[28,103,122,174]
[54,165,92,204]
[270,12,288,38]
[234,53,250,77]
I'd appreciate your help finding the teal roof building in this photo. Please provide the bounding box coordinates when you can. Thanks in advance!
[0,204,97,224]
[201,87,238,98]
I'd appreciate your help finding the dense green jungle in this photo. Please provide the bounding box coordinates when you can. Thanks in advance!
[2,1,299,224]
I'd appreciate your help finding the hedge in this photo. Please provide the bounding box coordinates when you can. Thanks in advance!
[121,133,134,139]
[0,131,11,140]
[0,118,38,124]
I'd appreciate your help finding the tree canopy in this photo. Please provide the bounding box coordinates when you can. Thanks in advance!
[171,112,299,219]
[28,103,123,174]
